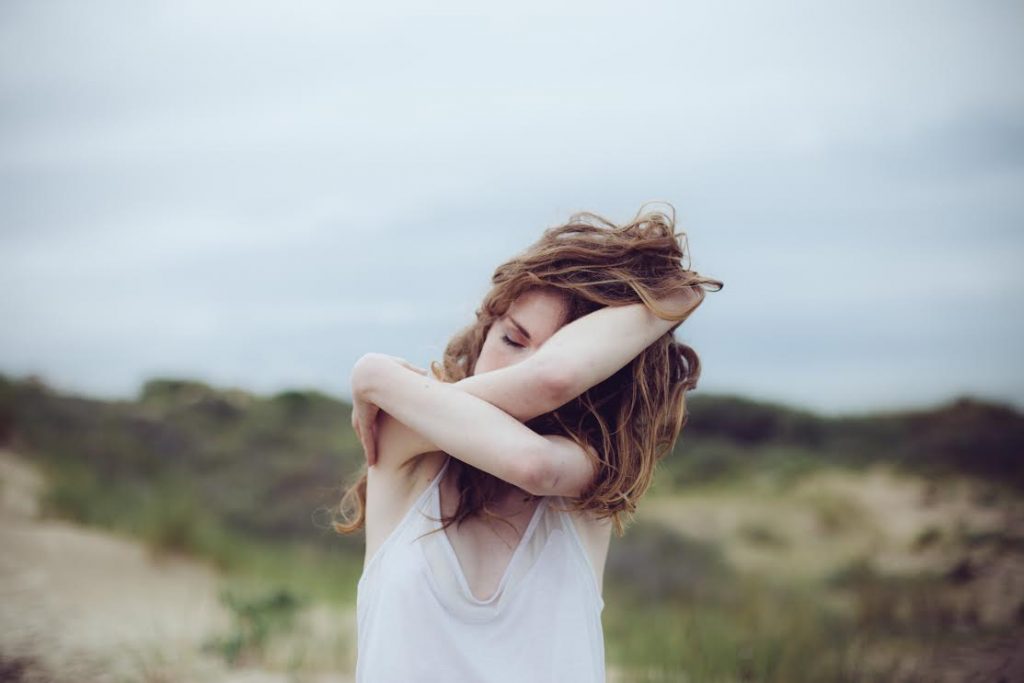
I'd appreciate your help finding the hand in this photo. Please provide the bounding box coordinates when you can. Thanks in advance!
[655,284,704,317]
[350,354,430,467]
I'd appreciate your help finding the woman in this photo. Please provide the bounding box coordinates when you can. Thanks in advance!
[335,203,722,681]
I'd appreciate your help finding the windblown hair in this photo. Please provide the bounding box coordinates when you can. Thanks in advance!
[333,201,723,539]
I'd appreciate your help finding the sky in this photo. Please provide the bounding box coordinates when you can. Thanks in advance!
[1,0,1022,417]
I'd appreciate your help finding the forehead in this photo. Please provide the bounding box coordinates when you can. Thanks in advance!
[505,289,567,335]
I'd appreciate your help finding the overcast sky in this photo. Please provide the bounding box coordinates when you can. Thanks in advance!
[1,0,1021,417]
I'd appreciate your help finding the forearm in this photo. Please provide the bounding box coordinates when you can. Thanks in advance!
[364,288,702,463]
[450,355,567,422]
[356,354,546,487]
[449,289,702,418]
[530,288,703,399]
[362,356,566,463]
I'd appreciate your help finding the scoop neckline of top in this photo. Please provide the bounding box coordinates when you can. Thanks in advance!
[432,457,550,605]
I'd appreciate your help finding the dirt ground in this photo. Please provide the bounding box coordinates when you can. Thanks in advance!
[0,449,354,683]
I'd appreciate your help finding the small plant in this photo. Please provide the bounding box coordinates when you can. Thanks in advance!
[738,521,789,549]
[804,492,866,535]
[202,586,307,667]
[912,526,942,552]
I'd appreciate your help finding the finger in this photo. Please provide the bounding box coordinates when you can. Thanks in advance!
[370,421,378,466]
[356,422,370,462]
[365,416,374,466]
[367,431,376,465]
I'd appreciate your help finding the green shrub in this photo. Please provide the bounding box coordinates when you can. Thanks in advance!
[202,586,308,667]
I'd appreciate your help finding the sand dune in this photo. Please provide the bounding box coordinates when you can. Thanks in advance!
[0,449,353,683]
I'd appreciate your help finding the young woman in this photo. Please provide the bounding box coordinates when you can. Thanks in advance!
[335,204,722,681]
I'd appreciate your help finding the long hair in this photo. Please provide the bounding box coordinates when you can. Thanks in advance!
[333,201,723,539]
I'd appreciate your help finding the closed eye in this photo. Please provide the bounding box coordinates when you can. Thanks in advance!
[501,334,524,349]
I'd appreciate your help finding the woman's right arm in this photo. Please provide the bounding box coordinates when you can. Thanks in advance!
[369,286,704,468]
[528,286,704,403]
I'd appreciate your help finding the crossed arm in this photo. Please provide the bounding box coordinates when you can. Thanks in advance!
[351,288,703,498]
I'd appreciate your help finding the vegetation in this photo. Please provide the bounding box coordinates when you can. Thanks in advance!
[1,371,1022,681]
[202,586,308,667]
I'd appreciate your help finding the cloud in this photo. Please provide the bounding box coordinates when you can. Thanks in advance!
[1,0,1022,411]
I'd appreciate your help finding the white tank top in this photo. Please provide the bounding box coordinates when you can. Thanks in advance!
[356,456,606,682]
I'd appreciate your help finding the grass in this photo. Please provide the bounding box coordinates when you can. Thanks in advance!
[32,449,1024,681]
[6,374,1023,681]
[615,464,1024,680]
[36,454,364,607]
[604,578,870,683]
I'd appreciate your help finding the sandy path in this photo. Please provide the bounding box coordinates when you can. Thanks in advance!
[0,449,354,683]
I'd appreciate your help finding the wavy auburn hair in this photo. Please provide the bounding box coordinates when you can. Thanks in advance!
[333,202,723,539]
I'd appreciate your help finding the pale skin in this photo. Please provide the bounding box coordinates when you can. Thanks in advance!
[350,286,703,601]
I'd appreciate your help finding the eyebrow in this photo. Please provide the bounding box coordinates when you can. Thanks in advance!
[505,314,532,341]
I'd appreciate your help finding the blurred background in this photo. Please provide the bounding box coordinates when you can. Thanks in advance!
[1,1,1022,681]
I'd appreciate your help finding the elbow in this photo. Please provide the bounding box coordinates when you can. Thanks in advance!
[351,352,388,402]
[350,353,377,398]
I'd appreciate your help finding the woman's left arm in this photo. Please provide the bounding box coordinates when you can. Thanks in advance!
[354,353,593,496]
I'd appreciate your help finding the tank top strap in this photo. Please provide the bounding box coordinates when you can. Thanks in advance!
[551,496,605,611]
[360,457,452,584]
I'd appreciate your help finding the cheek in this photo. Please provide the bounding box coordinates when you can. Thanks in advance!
[477,337,516,371]
[474,338,500,370]
[485,340,511,363]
